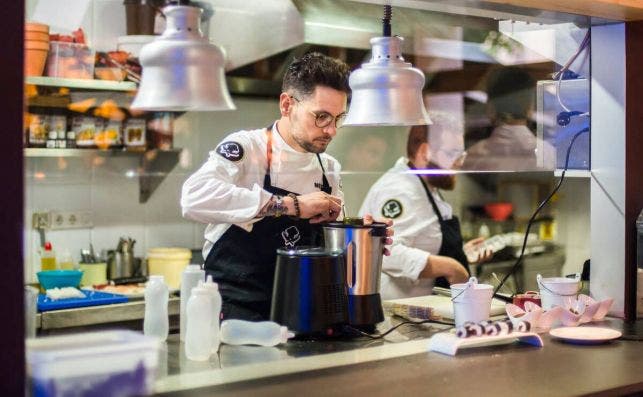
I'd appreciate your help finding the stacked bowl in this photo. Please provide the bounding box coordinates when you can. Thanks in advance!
[25,22,50,76]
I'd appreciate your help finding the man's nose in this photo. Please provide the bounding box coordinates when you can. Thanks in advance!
[323,124,338,137]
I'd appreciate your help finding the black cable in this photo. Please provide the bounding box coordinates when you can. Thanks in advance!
[382,5,392,37]
[492,126,590,298]
[344,318,454,339]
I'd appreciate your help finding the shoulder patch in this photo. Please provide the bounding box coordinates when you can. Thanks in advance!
[215,141,244,162]
[381,199,403,219]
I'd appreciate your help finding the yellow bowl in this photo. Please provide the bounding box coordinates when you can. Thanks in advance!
[78,263,107,287]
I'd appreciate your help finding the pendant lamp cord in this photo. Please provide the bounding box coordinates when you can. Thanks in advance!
[382,5,392,37]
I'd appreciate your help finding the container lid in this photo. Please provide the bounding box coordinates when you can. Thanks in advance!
[276,246,343,257]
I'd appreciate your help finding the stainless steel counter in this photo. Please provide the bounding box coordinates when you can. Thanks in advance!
[37,296,180,335]
[155,319,643,397]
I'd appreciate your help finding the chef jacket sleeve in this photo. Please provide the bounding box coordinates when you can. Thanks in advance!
[359,188,430,282]
[181,135,272,225]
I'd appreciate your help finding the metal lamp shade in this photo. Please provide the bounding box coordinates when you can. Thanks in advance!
[130,5,235,112]
[344,36,431,126]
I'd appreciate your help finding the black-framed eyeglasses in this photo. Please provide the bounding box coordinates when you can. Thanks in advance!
[290,95,346,129]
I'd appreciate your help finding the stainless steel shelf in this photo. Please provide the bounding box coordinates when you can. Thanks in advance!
[26,76,137,91]
[554,169,591,178]
[25,148,182,203]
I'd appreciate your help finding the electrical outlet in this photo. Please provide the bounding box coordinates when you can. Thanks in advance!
[32,212,51,230]
[49,211,93,230]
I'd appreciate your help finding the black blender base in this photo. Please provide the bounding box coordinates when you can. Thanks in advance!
[348,294,384,328]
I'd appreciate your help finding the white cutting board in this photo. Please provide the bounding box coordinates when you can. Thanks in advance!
[384,294,507,320]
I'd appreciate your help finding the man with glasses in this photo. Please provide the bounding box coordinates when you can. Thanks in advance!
[359,123,490,300]
[181,52,391,321]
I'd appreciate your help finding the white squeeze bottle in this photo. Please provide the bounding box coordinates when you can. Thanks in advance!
[185,284,213,361]
[220,320,294,347]
[144,275,169,340]
[202,275,222,353]
[180,264,205,341]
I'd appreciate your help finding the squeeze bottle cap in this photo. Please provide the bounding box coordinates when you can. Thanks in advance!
[190,284,210,296]
[204,275,219,290]
[185,264,203,273]
[44,242,52,251]
[280,326,295,344]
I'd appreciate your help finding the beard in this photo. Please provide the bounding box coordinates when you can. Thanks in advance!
[290,113,330,154]
[424,162,456,190]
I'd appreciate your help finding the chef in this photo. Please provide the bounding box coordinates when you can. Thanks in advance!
[359,124,489,300]
[181,52,391,320]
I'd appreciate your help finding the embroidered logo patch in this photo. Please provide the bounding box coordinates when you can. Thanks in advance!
[382,199,403,219]
[281,226,301,248]
[216,141,244,161]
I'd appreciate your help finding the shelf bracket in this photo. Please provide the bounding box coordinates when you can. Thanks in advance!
[139,149,181,203]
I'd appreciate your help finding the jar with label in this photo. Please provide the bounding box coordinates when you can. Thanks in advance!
[50,114,67,148]
[95,119,123,149]
[27,113,49,147]
[72,116,97,148]
[124,118,146,149]
[148,113,173,150]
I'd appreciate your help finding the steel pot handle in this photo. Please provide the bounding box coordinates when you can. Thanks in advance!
[346,241,356,288]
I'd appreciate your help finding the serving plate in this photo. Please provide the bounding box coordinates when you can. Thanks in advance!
[549,326,622,345]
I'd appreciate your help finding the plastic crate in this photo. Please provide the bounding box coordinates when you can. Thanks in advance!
[26,330,161,397]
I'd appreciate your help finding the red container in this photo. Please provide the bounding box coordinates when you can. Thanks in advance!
[484,202,513,221]
[512,291,541,310]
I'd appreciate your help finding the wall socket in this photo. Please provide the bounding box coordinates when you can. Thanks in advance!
[32,211,93,230]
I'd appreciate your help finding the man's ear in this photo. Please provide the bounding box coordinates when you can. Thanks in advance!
[279,93,292,116]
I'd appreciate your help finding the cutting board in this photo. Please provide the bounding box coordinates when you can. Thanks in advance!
[384,294,507,320]
[38,290,129,312]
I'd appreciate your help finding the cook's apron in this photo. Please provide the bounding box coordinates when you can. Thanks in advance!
[204,125,332,320]
[415,172,469,289]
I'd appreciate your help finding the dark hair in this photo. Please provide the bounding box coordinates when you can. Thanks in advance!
[407,125,428,159]
[486,67,535,121]
[282,52,350,98]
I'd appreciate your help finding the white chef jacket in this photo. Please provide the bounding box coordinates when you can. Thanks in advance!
[181,122,343,258]
[358,157,453,300]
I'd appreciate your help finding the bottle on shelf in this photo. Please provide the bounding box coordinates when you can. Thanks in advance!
[144,275,169,341]
[220,320,294,347]
[185,284,213,361]
[180,264,205,342]
[202,275,222,353]
[40,241,56,271]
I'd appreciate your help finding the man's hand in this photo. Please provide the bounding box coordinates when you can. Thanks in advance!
[284,192,342,223]
[420,255,469,284]
[463,237,493,264]
[363,214,394,256]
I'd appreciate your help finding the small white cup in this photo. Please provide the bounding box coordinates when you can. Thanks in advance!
[450,277,494,327]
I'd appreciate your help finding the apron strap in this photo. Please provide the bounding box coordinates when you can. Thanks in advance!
[410,163,444,222]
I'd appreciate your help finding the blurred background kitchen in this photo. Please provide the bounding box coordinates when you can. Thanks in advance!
[23,0,591,298]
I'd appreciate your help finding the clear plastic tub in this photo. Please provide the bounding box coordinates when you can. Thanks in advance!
[46,41,95,79]
[26,330,161,396]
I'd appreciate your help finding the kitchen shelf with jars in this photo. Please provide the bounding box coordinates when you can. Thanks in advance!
[24,76,181,204]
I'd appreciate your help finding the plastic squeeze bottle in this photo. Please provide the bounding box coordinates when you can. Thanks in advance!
[180,264,205,341]
[202,275,222,353]
[40,242,56,271]
[185,284,214,361]
[220,320,295,347]
[144,275,169,340]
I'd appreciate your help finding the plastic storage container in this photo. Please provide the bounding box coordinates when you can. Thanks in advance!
[220,320,294,347]
[26,330,161,397]
[46,41,95,79]
[180,264,205,341]
[185,284,214,361]
[144,275,169,340]
[147,248,191,289]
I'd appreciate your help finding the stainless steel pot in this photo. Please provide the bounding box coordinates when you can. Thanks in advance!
[322,221,387,296]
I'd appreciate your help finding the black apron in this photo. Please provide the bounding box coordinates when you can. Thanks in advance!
[204,125,332,321]
[415,173,470,289]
